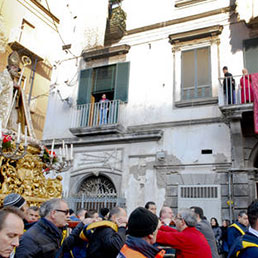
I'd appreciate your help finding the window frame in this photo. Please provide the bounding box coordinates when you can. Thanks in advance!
[180,44,212,100]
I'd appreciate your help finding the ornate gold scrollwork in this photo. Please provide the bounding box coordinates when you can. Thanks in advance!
[0,146,63,206]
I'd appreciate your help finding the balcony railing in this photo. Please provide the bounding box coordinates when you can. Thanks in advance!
[71,100,122,128]
[218,74,254,106]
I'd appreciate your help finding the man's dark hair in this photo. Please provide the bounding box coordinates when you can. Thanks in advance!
[100,208,109,217]
[145,201,156,210]
[190,206,204,219]
[69,209,75,215]
[223,66,228,70]
[247,200,258,228]
[27,206,39,212]
[0,207,24,231]
[238,211,247,218]
[108,207,122,220]
[85,209,98,219]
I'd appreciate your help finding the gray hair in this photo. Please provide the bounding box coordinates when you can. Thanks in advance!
[179,208,197,227]
[39,198,65,218]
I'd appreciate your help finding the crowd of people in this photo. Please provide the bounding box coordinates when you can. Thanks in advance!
[1,193,258,258]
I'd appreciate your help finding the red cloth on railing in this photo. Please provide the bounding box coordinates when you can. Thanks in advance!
[252,73,258,134]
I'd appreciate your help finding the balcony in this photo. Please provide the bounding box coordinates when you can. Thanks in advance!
[218,74,254,117]
[219,75,254,109]
[69,100,124,136]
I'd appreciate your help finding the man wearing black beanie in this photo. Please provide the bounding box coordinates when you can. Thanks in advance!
[118,207,165,258]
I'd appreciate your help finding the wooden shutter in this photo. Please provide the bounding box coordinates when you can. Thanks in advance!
[114,62,130,102]
[77,69,93,105]
[244,38,258,74]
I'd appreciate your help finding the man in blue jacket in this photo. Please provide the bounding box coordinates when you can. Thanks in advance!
[227,211,248,249]
[228,199,258,257]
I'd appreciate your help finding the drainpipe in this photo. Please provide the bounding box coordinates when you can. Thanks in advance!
[28,58,38,105]
[228,170,233,222]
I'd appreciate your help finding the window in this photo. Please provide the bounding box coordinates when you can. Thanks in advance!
[169,25,222,105]
[77,62,130,105]
[181,46,211,100]
[244,38,258,74]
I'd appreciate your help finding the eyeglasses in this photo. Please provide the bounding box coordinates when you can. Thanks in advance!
[55,209,69,215]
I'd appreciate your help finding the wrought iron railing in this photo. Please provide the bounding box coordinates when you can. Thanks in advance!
[218,74,254,106]
[64,193,126,212]
[71,100,122,128]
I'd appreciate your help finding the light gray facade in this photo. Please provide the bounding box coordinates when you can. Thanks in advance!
[43,0,258,221]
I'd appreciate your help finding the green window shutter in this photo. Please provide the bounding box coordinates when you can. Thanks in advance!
[114,62,130,102]
[77,69,93,105]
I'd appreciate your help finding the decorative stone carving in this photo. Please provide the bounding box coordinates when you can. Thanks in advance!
[75,149,123,172]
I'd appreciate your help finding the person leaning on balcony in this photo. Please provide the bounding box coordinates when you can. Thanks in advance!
[240,68,254,104]
[223,66,235,104]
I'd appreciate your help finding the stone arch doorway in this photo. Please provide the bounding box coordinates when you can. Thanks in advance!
[70,174,125,212]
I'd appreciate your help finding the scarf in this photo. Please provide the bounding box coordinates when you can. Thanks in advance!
[126,235,160,258]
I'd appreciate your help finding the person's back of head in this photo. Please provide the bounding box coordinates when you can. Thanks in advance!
[180,209,197,227]
[100,208,109,219]
[76,208,87,220]
[247,199,258,230]
[127,207,159,244]
[85,209,99,221]
[108,207,127,227]
[69,209,75,216]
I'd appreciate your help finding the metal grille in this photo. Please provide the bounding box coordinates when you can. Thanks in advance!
[65,194,126,212]
[180,185,219,199]
[65,175,126,212]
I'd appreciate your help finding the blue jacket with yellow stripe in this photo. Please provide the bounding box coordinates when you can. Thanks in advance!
[227,222,247,250]
[228,231,258,258]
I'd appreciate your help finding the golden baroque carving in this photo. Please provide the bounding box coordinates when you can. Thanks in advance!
[0,146,62,206]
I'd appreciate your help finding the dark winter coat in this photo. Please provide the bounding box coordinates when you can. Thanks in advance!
[86,226,126,258]
[15,218,63,258]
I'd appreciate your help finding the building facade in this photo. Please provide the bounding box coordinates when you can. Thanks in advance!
[0,0,70,139]
[43,0,258,221]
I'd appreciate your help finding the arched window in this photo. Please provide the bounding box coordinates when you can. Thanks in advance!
[79,175,117,196]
